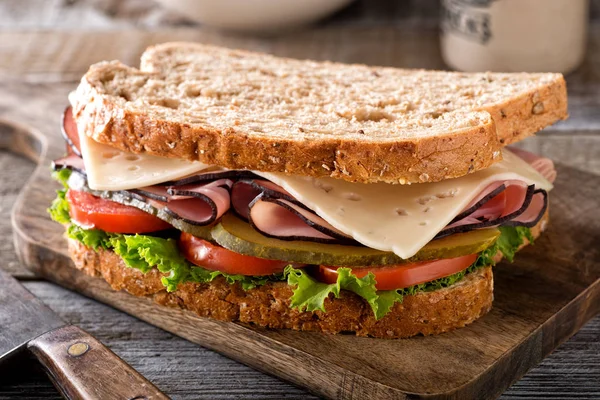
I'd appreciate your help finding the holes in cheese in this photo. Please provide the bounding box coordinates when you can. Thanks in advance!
[256,150,553,259]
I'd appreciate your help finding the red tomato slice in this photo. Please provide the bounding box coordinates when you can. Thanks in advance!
[61,106,81,156]
[315,254,478,290]
[66,190,172,233]
[179,232,289,276]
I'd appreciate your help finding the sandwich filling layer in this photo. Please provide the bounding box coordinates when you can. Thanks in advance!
[50,107,556,320]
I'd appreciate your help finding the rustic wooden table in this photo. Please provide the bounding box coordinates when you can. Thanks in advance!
[0,1,598,399]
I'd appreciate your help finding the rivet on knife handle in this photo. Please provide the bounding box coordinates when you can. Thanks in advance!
[27,325,169,400]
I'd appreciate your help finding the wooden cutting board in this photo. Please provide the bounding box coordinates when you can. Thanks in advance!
[5,94,600,400]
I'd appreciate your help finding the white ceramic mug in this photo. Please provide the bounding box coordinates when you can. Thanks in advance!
[440,0,589,73]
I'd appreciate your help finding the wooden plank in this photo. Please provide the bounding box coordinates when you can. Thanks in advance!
[0,281,598,399]
[0,151,35,278]
[0,281,316,400]
[6,85,600,399]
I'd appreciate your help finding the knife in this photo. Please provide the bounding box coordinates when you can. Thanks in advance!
[0,268,169,399]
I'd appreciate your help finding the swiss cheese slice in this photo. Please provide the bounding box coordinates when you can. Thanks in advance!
[78,131,212,191]
[257,150,553,259]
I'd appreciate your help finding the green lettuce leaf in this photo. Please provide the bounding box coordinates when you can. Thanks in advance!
[476,225,534,265]
[110,235,186,291]
[50,178,533,320]
[67,224,113,250]
[284,266,402,320]
[284,226,534,319]
[67,224,277,292]
[285,266,340,312]
[48,169,72,224]
[189,267,275,290]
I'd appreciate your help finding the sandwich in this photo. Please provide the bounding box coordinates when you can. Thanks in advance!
[49,43,567,338]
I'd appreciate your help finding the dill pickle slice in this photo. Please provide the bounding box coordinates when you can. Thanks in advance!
[211,213,500,266]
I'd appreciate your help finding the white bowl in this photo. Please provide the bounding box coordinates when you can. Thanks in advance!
[154,0,354,33]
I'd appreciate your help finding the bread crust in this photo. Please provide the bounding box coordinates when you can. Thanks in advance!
[65,206,548,339]
[72,74,499,185]
[70,43,567,185]
[68,239,494,339]
[483,75,568,145]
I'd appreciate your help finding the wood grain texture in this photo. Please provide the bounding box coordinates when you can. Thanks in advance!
[28,325,168,400]
[0,281,598,400]
[1,0,599,397]
[0,281,319,400]
[0,151,35,278]
[6,92,600,398]
[0,83,598,399]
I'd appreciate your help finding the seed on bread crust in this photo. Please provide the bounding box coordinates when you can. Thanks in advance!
[70,43,567,184]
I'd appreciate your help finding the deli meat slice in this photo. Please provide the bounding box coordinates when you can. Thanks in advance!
[506,190,548,227]
[432,147,554,237]
[61,106,81,157]
[248,196,342,243]
[53,136,555,245]
[52,154,86,174]
[438,184,539,237]
[508,147,557,183]
[232,179,354,243]
[167,179,233,221]
[240,150,554,244]
[134,179,234,226]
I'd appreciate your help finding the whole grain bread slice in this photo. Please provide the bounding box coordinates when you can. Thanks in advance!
[70,42,567,184]
[65,210,548,339]
[68,239,494,339]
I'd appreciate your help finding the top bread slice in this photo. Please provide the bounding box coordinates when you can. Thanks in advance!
[70,42,568,184]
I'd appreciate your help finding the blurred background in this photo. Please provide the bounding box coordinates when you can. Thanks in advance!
[0,1,599,399]
[1,0,599,76]
[1,0,598,166]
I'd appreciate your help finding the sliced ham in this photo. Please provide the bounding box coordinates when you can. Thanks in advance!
[61,106,81,157]
[248,195,339,243]
[133,186,170,202]
[163,197,217,225]
[506,190,548,227]
[165,169,257,186]
[132,180,233,225]
[438,185,542,238]
[231,180,262,220]
[53,130,554,243]
[444,181,531,231]
[231,179,354,243]
[52,154,86,174]
[508,147,557,183]
[248,196,354,244]
[433,150,552,238]
[167,179,233,221]
[231,179,296,220]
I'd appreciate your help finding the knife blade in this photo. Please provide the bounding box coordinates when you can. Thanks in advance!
[0,268,169,399]
[0,268,66,360]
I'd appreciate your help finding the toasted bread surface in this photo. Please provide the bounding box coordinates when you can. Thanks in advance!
[70,43,567,184]
[64,211,549,339]
[68,239,494,339]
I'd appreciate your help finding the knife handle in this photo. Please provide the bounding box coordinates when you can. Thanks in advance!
[28,325,169,400]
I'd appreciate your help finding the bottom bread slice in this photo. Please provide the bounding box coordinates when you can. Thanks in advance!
[68,239,493,339]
